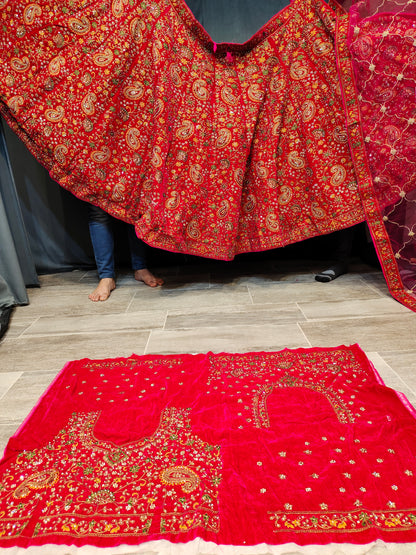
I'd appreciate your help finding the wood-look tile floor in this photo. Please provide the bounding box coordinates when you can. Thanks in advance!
[1,256,415,458]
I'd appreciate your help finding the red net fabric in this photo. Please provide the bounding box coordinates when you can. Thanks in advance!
[345,0,416,308]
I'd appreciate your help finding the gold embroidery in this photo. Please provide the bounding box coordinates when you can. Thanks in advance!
[13,469,59,499]
[160,466,200,493]
[253,375,355,427]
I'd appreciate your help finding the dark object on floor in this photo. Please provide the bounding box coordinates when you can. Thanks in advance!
[315,263,349,283]
[0,306,13,340]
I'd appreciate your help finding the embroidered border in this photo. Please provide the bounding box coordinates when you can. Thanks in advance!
[334,3,416,311]
[269,508,416,533]
[253,377,355,427]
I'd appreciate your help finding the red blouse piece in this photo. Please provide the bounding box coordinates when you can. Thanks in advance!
[2,346,416,549]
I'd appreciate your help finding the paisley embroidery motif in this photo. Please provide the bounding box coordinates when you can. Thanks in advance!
[221,86,237,106]
[125,127,141,150]
[243,194,256,213]
[384,125,401,146]
[330,165,347,186]
[54,144,68,164]
[5,74,15,87]
[313,39,332,56]
[187,220,201,239]
[93,49,114,67]
[68,16,91,35]
[111,183,126,202]
[333,126,348,144]
[301,100,316,123]
[10,57,30,73]
[234,168,244,186]
[45,106,64,122]
[266,212,279,232]
[288,151,305,169]
[176,120,194,140]
[311,201,326,219]
[217,199,230,219]
[166,191,180,209]
[91,146,111,163]
[215,128,232,149]
[153,39,163,63]
[123,82,145,100]
[278,185,293,205]
[7,95,24,113]
[130,17,145,42]
[170,64,182,87]
[112,0,129,18]
[13,469,59,499]
[48,55,65,76]
[247,83,264,102]
[270,76,285,93]
[81,93,97,116]
[150,146,162,168]
[190,164,203,184]
[192,79,209,101]
[23,4,41,25]
[255,161,269,179]
[290,61,308,80]
[160,466,201,493]
[154,98,164,117]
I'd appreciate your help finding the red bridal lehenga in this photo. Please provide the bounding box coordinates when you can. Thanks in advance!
[0,0,415,309]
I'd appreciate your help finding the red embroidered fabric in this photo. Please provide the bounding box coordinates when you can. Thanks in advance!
[1,0,416,309]
[2,346,416,548]
[0,0,364,262]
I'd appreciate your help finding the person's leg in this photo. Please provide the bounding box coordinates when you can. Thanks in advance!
[127,226,164,287]
[88,205,116,301]
[315,227,355,283]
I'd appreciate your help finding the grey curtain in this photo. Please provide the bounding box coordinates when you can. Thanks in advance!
[2,123,95,274]
[185,0,289,43]
[0,119,37,307]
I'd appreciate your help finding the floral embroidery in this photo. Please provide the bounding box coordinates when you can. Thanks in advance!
[269,509,416,532]
[2,347,416,547]
[1,408,221,539]
[0,0,364,266]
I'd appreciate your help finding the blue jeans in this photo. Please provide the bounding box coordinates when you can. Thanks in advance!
[88,205,147,279]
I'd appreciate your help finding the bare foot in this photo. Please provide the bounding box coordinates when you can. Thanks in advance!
[134,268,164,287]
[88,278,116,302]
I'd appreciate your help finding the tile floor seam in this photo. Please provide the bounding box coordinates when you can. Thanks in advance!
[0,373,23,401]
[247,284,255,305]
[17,315,42,338]
[299,314,410,323]
[17,330,157,339]
[143,330,152,355]
[296,321,312,347]
[124,291,136,313]
[162,311,169,330]
[296,302,310,321]
[357,277,387,298]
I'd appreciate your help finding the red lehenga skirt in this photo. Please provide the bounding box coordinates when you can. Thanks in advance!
[0,0,415,309]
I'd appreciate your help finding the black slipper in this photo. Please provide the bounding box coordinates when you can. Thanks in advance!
[315,264,348,283]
